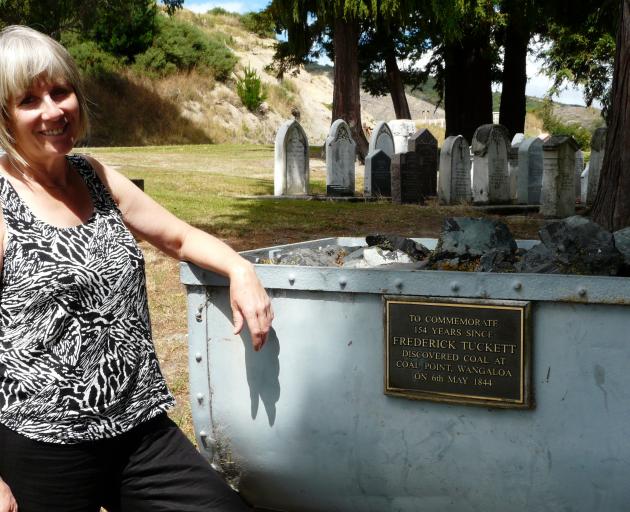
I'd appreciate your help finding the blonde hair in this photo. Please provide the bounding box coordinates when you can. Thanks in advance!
[0,25,89,165]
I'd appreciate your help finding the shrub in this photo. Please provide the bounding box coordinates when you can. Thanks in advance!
[208,7,234,16]
[240,11,275,38]
[61,33,121,78]
[236,65,267,112]
[133,17,237,80]
[89,0,157,59]
[539,99,592,150]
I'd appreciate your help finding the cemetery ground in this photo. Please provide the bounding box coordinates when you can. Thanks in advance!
[83,143,550,442]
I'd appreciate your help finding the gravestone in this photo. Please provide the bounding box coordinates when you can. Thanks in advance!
[509,133,525,203]
[581,163,589,204]
[541,135,579,217]
[388,119,417,154]
[471,124,511,204]
[326,119,356,196]
[364,150,392,197]
[274,120,309,196]
[408,128,438,197]
[574,149,584,199]
[391,152,422,204]
[518,137,544,204]
[587,127,607,204]
[438,135,471,204]
[368,122,395,157]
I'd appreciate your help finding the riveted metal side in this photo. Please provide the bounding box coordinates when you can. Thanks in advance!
[185,285,215,460]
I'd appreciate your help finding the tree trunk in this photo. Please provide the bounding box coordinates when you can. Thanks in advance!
[499,1,529,137]
[332,16,369,160]
[591,0,630,230]
[385,51,412,119]
[444,35,493,143]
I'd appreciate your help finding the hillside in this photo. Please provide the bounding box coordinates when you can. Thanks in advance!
[82,9,603,148]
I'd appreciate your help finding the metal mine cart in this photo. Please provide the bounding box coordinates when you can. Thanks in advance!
[180,237,630,512]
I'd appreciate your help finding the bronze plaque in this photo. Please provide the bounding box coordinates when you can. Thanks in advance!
[385,297,532,408]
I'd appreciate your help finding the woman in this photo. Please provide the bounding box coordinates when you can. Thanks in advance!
[0,25,272,512]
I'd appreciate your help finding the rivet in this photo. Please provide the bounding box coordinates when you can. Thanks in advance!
[450,281,460,292]
[254,257,260,263]
[339,277,347,288]
[195,303,204,322]
[578,287,587,297]
[196,393,204,403]
[288,273,296,285]
[195,352,203,362]
[395,279,403,290]
[199,430,208,438]
[513,281,522,291]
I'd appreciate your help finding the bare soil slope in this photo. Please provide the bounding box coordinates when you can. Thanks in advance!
[84,10,602,148]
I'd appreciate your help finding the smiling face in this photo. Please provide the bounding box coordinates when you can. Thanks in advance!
[8,79,80,168]
[0,26,90,168]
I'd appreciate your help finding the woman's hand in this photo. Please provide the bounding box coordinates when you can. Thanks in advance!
[0,478,17,512]
[229,262,273,351]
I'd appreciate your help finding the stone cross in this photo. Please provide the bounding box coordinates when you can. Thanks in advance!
[587,127,607,204]
[326,119,356,196]
[438,135,471,204]
[368,122,395,157]
[516,137,544,204]
[364,149,392,197]
[541,135,579,217]
[274,120,309,196]
[408,128,438,197]
[388,119,417,154]
[509,133,525,203]
[471,124,511,204]
[391,152,422,204]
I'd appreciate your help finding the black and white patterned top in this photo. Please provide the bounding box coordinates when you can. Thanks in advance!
[0,155,174,443]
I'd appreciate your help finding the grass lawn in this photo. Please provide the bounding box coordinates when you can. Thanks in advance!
[80,143,547,441]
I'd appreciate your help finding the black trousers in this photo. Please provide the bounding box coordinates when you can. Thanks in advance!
[0,414,250,512]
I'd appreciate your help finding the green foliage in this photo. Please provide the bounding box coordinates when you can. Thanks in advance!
[61,32,121,77]
[236,65,267,111]
[542,22,615,117]
[539,98,591,150]
[133,16,237,80]
[88,0,157,59]
[162,0,184,16]
[208,7,232,16]
[240,10,276,38]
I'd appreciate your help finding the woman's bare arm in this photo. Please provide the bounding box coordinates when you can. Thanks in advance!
[84,156,273,350]
[0,477,18,512]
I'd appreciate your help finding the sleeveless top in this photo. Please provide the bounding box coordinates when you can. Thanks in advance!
[0,155,174,444]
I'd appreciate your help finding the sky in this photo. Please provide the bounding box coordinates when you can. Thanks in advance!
[184,1,593,107]
[184,0,268,13]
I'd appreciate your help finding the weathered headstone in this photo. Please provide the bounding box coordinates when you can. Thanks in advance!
[438,135,471,204]
[518,137,544,204]
[388,119,416,154]
[471,124,511,204]
[581,164,589,204]
[368,121,395,157]
[408,128,438,197]
[574,149,584,199]
[509,133,525,203]
[541,135,578,217]
[326,119,356,196]
[274,120,309,196]
[364,149,392,197]
[587,127,607,204]
[391,152,422,204]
